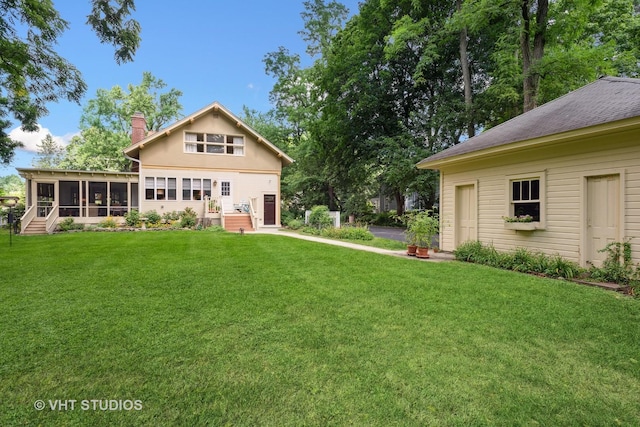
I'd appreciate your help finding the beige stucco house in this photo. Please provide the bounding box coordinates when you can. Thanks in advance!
[418,76,640,267]
[18,102,293,234]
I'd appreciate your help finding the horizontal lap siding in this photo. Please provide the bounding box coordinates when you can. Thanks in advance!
[440,135,640,264]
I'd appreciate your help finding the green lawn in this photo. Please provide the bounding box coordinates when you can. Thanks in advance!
[1,231,639,426]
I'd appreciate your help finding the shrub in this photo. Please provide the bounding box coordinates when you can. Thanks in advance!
[124,209,140,227]
[589,240,639,285]
[453,240,485,263]
[454,241,583,280]
[57,217,84,232]
[98,217,117,228]
[180,207,197,228]
[321,226,374,241]
[371,211,402,227]
[162,211,180,222]
[287,218,304,230]
[308,205,333,230]
[143,210,162,225]
[206,225,226,233]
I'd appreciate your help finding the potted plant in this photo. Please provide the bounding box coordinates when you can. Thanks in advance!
[407,210,440,259]
[405,228,418,256]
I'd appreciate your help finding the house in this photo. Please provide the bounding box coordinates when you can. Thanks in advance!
[18,102,293,234]
[417,76,640,267]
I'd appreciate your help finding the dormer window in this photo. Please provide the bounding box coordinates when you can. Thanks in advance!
[185,132,244,156]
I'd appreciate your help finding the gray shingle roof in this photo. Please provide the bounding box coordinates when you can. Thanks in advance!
[418,76,640,166]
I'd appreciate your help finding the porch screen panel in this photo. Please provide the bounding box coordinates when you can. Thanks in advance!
[110,182,127,216]
[60,181,80,217]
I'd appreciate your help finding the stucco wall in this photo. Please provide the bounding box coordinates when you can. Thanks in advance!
[138,112,283,173]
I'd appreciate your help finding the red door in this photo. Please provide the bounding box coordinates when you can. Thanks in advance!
[264,194,276,225]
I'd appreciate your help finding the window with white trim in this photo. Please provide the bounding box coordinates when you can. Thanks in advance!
[145,177,177,201]
[184,132,244,156]
[182,178,212,201]
[510,178,540,221]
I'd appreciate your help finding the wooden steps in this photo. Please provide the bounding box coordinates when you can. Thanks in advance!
[223,213,253,232]
[22,219,48,235]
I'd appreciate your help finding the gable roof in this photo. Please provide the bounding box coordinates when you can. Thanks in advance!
[418,76,640,168]
[124,101,294,165]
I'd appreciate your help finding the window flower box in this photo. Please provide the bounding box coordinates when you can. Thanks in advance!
[504,222,538,231]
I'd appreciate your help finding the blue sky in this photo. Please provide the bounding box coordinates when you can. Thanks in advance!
[2,0,360,174]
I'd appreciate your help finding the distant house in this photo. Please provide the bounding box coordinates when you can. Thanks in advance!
[18,102,293,234]
[417,76,640,267]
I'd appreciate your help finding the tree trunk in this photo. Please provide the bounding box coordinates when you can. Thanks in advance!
[395,191,405,216]
[521,0,548,112]
[457,0,474,138]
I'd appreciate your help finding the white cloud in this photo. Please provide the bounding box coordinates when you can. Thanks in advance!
[8,125,74,153]
[247,83,255,90]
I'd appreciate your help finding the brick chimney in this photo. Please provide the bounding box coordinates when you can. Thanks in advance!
[131,112,147,145]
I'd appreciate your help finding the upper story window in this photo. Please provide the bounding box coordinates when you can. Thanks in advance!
[184,132,244,156]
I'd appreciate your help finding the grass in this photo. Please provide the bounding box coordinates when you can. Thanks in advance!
[1,231,640,426]
[280,228,408,250]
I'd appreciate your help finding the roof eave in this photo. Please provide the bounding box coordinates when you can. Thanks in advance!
[417,117,640,170]
[123,101,294,165]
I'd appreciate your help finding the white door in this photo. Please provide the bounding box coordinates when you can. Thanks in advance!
[455,184,477,247]
[220,180,233,212]
[586,175,620,267]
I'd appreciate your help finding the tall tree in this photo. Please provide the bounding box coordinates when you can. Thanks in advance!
[0,0,141,165]
[60,72,183,171]
[33,133,65,168]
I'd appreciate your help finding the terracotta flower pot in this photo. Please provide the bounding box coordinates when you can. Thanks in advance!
[407,244,418,256]
[416,246,430,259]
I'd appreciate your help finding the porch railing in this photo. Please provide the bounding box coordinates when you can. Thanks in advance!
[248,197,258,230]
[219,199,226,229]
[45,204,59,233]
[20,204,36,234]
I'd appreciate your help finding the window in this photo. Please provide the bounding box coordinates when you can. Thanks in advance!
[182,178,212,200]
[510,178,540,221]
[221,181,230,197]
[168,178,177,200]
[146,177,176,201]
[182,178,191,200]
[185,132,244,156]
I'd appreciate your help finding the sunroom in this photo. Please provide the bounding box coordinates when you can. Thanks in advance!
[17,168,139,233]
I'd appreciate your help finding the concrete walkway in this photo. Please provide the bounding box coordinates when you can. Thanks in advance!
[255,229,455,262]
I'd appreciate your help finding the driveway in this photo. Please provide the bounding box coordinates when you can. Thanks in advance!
[368,226,406,242]
[369,226,440,248]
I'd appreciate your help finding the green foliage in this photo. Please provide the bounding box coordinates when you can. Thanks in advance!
[370,211,403,227]
[589,240,640,286]
[406,210,439,248]
[308,205,333,229]
[33,134,65,168]
[98,217,117,228]
[124,209,140,227]
[162,211,181,222]
[143,210,161,225]
[56,218,84,232]
[320,226,374,241]
[59,72,183,171]
[286,218,304,230]
[180,207,197,228]
[454,241,583,280]
[0,0,140,165]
